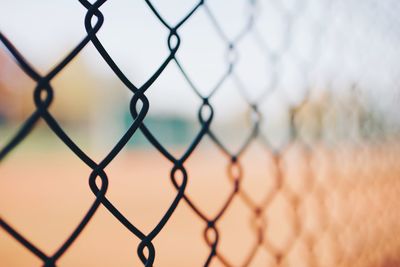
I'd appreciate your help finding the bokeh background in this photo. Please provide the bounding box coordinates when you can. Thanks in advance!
[1,0,400,266]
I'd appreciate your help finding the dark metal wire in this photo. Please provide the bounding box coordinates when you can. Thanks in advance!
[0,0,319,266]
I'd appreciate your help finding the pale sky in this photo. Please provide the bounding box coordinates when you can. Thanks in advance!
[0,0,399,125]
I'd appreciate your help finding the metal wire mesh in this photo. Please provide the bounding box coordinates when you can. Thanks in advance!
[1,0,400,266]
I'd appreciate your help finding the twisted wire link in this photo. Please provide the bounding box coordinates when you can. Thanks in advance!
[0,0,337,266]
[0,0,203,265]
[0,10,116,264]
[165,1,265,266]
[231,1,304,265]
[225,0,331,265]
[79,1,210,265]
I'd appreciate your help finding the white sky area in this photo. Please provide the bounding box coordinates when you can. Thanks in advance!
[0,0,399,125]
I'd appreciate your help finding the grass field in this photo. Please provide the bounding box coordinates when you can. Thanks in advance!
[1,140,400,267]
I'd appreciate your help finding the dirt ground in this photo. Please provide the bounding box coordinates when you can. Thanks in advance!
[1,141,400,267]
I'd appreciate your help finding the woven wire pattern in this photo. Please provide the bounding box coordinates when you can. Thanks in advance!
[1,0,400,266]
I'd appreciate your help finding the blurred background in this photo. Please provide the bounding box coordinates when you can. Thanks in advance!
[1,0,400,266]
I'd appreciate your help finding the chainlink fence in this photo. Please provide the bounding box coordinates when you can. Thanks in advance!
[1,0,400,266]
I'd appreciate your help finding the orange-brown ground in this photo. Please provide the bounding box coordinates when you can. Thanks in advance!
[1,141,400,267]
